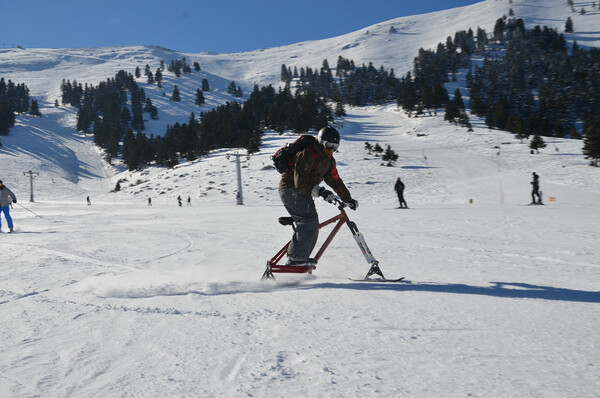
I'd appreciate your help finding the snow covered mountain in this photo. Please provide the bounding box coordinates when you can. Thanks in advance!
[0,0,598,200]
[1,1,599,397]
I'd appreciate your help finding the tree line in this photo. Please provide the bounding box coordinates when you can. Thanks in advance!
[278,16,599,165]
[281,57,400,108]
[0,78,40,141]
[469,18,599,141]
[64,55,333,170]
[61,70,151,163]
[124,84,333,170]
[66,19,600,169]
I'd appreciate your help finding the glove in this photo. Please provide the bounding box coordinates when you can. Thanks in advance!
[320,188,335,203]
[347,199,358,210]
[13,199,17,203]
[312,185,335,202]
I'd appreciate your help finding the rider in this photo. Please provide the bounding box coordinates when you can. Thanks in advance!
[278,126,358,266]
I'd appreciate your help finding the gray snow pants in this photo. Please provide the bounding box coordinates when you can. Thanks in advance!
[279,188,319,261]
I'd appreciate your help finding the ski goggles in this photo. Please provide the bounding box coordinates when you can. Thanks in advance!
[322,140,339,151]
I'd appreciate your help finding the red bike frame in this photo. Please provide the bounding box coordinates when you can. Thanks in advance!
[262,198,385,280]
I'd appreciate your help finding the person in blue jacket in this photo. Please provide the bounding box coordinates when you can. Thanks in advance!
[0,180,17,232]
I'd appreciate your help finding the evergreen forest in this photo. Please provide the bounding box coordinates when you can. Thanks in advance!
[4,16,599,168]
[0,78,39,141]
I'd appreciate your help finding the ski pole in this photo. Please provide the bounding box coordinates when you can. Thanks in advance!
[16,202,43,218]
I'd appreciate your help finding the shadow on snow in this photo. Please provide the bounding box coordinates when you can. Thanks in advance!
[294,281,600,304]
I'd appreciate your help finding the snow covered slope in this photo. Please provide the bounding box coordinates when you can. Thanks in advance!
[190,0,600,86]
[0,0,599,397]
[0,0,598,200]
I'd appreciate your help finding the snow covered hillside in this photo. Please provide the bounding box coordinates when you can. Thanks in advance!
[1,0,599,397]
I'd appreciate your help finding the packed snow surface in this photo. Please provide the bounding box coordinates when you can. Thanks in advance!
[1,0,599,396]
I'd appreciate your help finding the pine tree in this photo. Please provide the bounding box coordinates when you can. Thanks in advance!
[195,88,205,106]
[144,98,154,112]
[513,116,528,142]
[171,86,181,102]
[122,129,140,171]
[529,134,546,154]
[373,143,384,156]
[29,99,41,116]
[245,129,262,154]
[281,64,290,82]
[382,145,399,166]
[565,17,574,33]
[202,78,210,91]
[444,98,460,123]
[400,82,417,116]
[227,81,237,95]
[131,103,144,131]
[334,101,346,117]
[583,124,600,166]
[144,97,158,120]
[149,105,158,120]
[0,99,16,135]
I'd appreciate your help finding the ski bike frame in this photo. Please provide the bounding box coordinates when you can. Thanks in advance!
[262,197,387,280]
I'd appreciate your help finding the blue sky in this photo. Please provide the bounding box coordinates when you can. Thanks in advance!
[0,0,482,53]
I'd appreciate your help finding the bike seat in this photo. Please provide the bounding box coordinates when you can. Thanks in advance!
[278,217,295,226]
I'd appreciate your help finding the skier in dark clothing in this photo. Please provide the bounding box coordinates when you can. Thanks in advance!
[531,172,542,204]
[279,126,358,266]
[0,180,17,233]
[394,177,408,208]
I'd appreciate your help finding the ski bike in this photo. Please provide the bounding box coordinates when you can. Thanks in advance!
[261,196,404,282]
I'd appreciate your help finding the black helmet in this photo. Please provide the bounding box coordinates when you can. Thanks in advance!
[317,126,340,150]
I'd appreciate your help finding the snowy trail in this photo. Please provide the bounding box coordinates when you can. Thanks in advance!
[2,198,599,397]
[2,104,599,396]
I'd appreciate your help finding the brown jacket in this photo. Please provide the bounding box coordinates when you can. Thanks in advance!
[279,141,351,202]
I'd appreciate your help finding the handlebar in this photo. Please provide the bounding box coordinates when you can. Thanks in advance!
[323,195,349,210]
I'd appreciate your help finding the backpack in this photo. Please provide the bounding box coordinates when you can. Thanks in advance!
[272,135,319,173]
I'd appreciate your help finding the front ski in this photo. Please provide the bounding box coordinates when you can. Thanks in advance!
[349,277,407,283]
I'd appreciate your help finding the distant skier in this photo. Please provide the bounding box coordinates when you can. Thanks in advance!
[187,196,191,206]
[177,195,182,207]
[148,197,152,206]
[530,172,542,205]
[86,196,91,205]
[394,177,408,208]
[0,180,17,233]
